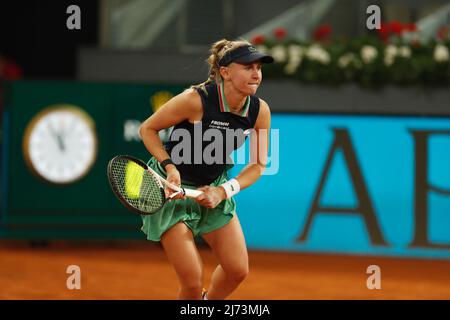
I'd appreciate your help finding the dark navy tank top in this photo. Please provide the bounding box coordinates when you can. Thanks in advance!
[164,81,260,186]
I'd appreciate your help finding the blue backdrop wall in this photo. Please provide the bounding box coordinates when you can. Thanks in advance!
[232,114,450,259]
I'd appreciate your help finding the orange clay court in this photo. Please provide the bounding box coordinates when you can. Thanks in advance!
[0,240,449,300]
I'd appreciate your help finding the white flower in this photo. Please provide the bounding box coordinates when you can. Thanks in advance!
[384,55,395,66]
[255,45,268,54]
[360,45,378,64]
[338,53,355,68]
[270,45,287,63]
[399,46,411,58]
[286,44,303,69]
[289,55,302,64]
[434,44,449,63]
[287,44,303,58]
[385,45,398,58]
[284,46,303,74]
[284,61,300,74]
[383,45,399,66]
[306,44,330,65]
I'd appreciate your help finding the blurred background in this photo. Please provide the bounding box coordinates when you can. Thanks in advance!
[1,0,450,300]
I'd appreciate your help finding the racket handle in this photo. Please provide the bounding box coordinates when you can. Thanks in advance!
[157,174,203,198]
[184,188,203,198]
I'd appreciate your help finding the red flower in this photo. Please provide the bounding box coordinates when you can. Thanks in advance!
[389,21,404,35]
[0,59,23,80]
[437,26,450,40]
[273,27,287,40]
[405,23,417,32]
[410,39,421,48]
[251,35,265,45]
[377,22,391,41]
[377,21,416,42]
[313,24,332,41]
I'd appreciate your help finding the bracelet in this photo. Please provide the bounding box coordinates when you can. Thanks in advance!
[160,158,174,170]
[220,179,240,199]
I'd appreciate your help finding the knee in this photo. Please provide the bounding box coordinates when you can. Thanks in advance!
[180,277,203,293]
[226,264,249,283]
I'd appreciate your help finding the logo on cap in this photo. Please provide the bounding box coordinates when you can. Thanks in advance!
[248,46,257,52]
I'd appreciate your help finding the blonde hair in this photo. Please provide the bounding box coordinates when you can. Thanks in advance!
[191,39,252,93]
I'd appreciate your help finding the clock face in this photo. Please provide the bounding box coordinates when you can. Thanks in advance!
[23,105,98,184]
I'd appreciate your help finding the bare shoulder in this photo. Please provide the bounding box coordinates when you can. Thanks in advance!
[258,98,271,115]
[255,98,271,129]
[178,88,203,113]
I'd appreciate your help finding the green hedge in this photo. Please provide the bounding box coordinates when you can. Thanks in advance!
[258,36,450,88]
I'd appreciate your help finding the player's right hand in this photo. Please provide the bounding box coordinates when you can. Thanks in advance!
[165,166,185,200]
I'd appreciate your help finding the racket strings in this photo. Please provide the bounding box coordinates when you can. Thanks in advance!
[110,158,165,213]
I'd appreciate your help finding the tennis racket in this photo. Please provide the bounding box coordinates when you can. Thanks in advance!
[107,155,203,215]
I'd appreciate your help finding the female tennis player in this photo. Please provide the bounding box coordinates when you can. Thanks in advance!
[139,39,273,300]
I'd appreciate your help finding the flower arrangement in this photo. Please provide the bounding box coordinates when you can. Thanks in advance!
[253,23,450,88]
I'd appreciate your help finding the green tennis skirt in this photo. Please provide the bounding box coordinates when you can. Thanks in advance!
[140,157,236,241]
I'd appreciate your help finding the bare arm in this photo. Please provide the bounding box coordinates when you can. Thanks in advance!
[139,89,202,196]
[139,89,202,166]
[234,98,271,189]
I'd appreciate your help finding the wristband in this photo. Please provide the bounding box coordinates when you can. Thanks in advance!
[160,158,174,170]
[220,179,240,199]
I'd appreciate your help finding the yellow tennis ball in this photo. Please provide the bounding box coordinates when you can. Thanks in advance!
[125,161,143,199]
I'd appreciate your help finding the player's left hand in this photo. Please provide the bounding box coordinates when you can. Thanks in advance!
[195,186,227,209]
